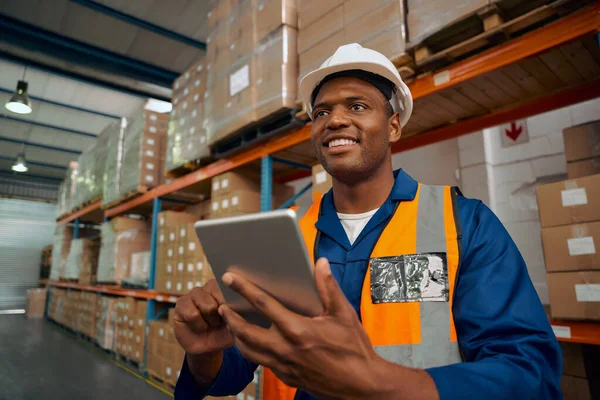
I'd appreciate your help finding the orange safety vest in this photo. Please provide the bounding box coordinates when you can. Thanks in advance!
[264,184,463,399]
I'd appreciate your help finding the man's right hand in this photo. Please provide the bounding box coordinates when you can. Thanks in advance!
[174,279,233,384]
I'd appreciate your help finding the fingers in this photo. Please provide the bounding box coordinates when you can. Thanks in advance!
[222,273,297,328]
[175,293,209,333]
[218,305,277,363]
[314,258,354,320]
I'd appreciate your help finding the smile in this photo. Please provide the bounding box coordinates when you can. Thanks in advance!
[327,139,358,148]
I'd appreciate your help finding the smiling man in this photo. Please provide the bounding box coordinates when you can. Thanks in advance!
[174,44,562,400]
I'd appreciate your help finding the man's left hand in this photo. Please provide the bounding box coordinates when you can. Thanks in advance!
[218,258,387,400]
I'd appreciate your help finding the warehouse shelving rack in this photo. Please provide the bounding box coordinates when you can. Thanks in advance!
[50,2,600,359]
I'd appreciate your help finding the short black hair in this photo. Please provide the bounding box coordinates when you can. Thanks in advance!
[311,69,396,117]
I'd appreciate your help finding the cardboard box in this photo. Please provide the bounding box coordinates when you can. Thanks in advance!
[541,222,600,272]
[561,375,591,400]
[407,0,488,46]
[547,271,600,320]
[26,289,48,318]
[563,121,600,162]
[158,211,197,229]
[255,0,298,43]
[567,159,600,179]
[312,164,332,197]
[536,175,600,228]
[299,29,346,82]
[298,0,342,30]
[298,5,343,54]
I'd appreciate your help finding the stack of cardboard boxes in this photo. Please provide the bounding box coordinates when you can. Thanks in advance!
[114,298,149,363]
[25,288,48,318]
[155,211,214,295]
[63,238,100,283]
[129,251,151,285]
[97,217,151,284]
[298,0,406,92]
[210,171,294,218]
[167,58,210,175]
[311,164,333,200]
[48,289,80,330]
[95,295,119,350]
[205,0,298,145]
[76,291,98,338]
[74,127,110,207]
[564,121,600,179]
[536,120,600,322]
[49,226,73,281]
[147,309,186,385]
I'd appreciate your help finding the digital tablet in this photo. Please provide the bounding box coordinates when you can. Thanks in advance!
[194,209,324,328]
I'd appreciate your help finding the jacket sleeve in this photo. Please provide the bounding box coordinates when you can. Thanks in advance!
[174,346,258,399]
[426,198,562,400]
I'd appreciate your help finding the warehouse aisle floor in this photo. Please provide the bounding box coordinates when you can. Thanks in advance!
[0,315,171,400]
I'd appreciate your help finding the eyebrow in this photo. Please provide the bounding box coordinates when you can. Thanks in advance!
[313,96,370,111]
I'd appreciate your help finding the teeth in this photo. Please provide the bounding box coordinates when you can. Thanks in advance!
[328,139,357,148]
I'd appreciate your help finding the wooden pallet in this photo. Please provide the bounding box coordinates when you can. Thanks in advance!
[410,0,592,69]
[164,155,214,179]
[212,108,306,160]
[101,186,148,210]
[116,353,142,370]
[148,372,176,392]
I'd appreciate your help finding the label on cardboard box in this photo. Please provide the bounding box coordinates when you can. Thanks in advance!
[166,367,172,376]
[168,249,173,257]
[166,281,172,290]
[212,180,220,191]
[196,280,202,287]
[222,199,229,209]
[167,264,173,273]
[146,163,155,170]
[316,171,327,184]
[145,150,155,157]
[212,201,219,211]
[178,262,184,272]
[176,282,183,292]
[187,281,194,291]
[124,315,128,322]
[197,261,203,271]
[138,318,143,326]
[159,233,164,243]
[147,138,156,146]
[230,65,250,96]
[248,396,255,400]
[169,232,176,242]
[561,188,588,207]
[222,178,229,189]
[189,242,195,251]
[159,328,165,337]
[150,113,158,121]
[136,336,141,343]
[179,246,184,255]
[187,263,194,273]
[568,237,596,256]
[253,373,259,384]
[145,175,154,183]
[232,196,239,206]
[180,227,186,237]
[575,284,600,302]
[237,394,244,400]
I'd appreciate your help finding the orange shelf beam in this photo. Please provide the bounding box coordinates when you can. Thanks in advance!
[393,78,600,154]
[57,200,102,226]
[550,319,600,346]
[409,3,600,99]
[50,281,179,304]
[105,124,312,218]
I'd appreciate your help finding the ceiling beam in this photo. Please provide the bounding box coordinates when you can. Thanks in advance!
[0,155,67,170]
[1,115,97,138]
[0,170,62,182]
[0,13,178,89]
[0,51,170,101]
[71,0,206,50]
[0,87,121,119]
[0,136,82,155]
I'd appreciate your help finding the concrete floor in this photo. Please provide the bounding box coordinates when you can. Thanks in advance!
[0,315,171,400]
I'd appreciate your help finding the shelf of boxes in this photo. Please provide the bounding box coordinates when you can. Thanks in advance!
[50,281,180,304]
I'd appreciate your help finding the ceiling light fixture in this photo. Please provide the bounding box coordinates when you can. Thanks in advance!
[5,67,33,115]
[11,152,29,173]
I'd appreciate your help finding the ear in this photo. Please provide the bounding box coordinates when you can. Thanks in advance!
[388,112,402,144]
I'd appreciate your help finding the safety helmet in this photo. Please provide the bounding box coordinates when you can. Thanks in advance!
[299,43,413,127]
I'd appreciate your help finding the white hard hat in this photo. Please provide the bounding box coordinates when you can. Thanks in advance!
[300,43,413,127]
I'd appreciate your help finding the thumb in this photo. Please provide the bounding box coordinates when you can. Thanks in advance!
[314,258,353,318]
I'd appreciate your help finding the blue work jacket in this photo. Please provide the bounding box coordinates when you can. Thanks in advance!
[175,169,562,400]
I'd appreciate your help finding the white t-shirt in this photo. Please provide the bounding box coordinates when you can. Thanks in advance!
[337,208,380,245]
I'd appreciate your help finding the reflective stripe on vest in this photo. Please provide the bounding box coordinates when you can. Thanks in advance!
[299,184,462,369]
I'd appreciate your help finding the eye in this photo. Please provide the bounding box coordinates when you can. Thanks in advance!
[314,110,329,119]
[351,103,366,111]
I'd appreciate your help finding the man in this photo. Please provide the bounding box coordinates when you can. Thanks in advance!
[174,44,562,399]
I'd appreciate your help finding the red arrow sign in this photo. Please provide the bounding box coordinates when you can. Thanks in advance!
[505,121,523,141]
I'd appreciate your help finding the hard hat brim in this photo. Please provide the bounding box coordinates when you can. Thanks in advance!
[299,61,413,126]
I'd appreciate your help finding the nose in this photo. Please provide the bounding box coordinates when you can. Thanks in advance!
[326,107,351,130]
